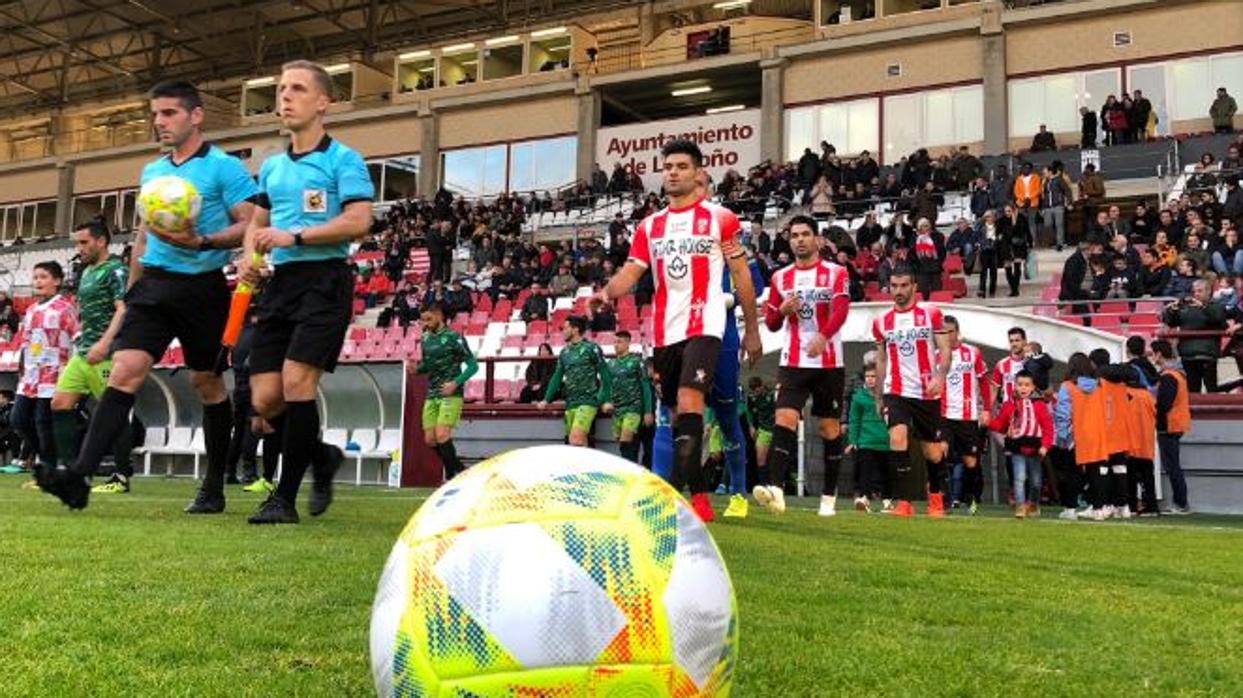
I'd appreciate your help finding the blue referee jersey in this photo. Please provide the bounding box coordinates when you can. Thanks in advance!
[256,135,374,266]
[139,142,259,274]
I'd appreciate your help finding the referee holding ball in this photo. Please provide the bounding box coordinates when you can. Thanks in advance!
[44,80,258,511]
[241,60,374,524]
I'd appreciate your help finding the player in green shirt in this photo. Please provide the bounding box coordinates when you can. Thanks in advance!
[51,221,132,493]
[539,316,611,447]
[603,330,653,463]
[415,304,477,480]
[746,376,776,482]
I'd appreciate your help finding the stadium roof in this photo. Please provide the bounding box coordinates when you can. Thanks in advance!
[0,0,638,117]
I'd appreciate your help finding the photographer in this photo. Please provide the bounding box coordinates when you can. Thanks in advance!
[1162,279,1227,392]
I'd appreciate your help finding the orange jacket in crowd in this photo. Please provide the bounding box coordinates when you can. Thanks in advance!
[1014,173,1041,209]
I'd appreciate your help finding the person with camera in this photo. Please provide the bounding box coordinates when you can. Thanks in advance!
[1161,279,1227,392]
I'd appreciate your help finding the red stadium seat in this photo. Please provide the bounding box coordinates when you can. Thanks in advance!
[466,323,488,337]
[1096,301,1128,316]
[503,336,524,349]
[929,291,955,303]
[352,299,365,315]
[463,381,486,403]
[348,326,367,341]
[528,320,548,336]
[943,255,964,274]
[1092,314,1123,332]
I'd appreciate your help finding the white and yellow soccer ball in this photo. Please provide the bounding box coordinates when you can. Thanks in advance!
[370,445,739,697]
[137,175,201,232]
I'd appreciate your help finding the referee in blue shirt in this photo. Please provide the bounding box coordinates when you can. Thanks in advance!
[45,81,259,510]
[242,61,374,524]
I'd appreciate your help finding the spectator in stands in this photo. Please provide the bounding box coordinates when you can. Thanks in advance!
[1101,95,1127,146]
[857,150,881,186]
[0,292,17,336]
[1060,239,1101,323]
[1164,257,1199,299]
[1151,339,1191,513]
[426,221,454,283]
[1030,124,1057,152]
[1132,90,1154,143]
[854,241,882,283]
[1162,278,1226,392]
[998,203,1032,297]
[885,211,914,253]
[422,279,449,313]
[912,181,942,226]
[445,279,473,317]
[797,148,822,191]
[1181,230,1210,273]
[1080,106,1098,149]
[1109,233,1141,270]
[364,268,393,309]
[1222,177,1242,227]
[1100,253,1138,299]
[989,164,1012,213]
[1077,163,1106,235]
[976,209,1000,298]
[969,177,992,220]
[1137,247,1171,297]
[1211,87,1238,134]
[1211,224,1243,275]
[1041,162,1073,251]
[946,217,978,271]
[1224,143,1243,173]
[1130,201,1158,244]
[549,263,579,298]
[1153,229,1179,268]
[809,176,834,219]
[392,287,421,328]
[591,163,608,196]
[1087,209,1114,244]
[912,217,945,298]
[521,284,551,323]
[587,298,616,333]
[876,245,900,294]
[519,343,556,403]
[1106,205,1132,239]
[950,146,982,189]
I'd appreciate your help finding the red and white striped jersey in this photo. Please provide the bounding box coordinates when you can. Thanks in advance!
[628,198,740,348]
[992,355,1026,404]
[766,260,850,369]
[872,302,944,400]
[940,343,988,420]
[17,294,77,399]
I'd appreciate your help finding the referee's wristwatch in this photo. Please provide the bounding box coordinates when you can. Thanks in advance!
[290,225,305,246]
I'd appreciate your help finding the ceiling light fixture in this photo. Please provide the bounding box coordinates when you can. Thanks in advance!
[532,27,567,38]
[442,42,477,54]
[399,50,431,60]
[486,35,520,46]
[713,0,752,9]
[706,104,745,114]
[671,86,712,97]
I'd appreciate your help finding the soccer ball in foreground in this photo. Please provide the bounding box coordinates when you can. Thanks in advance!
[137,175,201,232]
[370,445,739,697]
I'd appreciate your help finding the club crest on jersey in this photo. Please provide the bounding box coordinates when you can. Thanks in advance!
[696,217,709,235]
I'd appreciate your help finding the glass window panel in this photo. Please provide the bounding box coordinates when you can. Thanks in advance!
[120,190,137,231]
[923,91,955,146]
[383,156,420,201]
[1170,58,1211,121]
[73,196,102,227]
[845,99,879,156]
[817,103,850,155]
[882,93,920,164]
[367,163,385,199]
[483,44,524,81]
[528,38,572,73]
[1008,79,1043,139]
[482,145,507,196]
[533,137,576,192]
[1128,64,1167,137]
[509,142,535,193]
[1083,69,1120,114]
[442,148,485,197]
[784,107,815,162]
[1211,54,1243,103]
[1038,75,1077,133]
[952,86,984,143]
[33,201,56,237]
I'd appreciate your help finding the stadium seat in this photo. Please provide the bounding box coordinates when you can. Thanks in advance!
[348,326,367,341]
[143,426,200,477]
[528,320,548,337]
[466,323,488,336]
[943,255,964,274]
[1096,301,1129,316]
[929,291,955,304]
[947,277,968,298]
[464,380,486,403]
[502,335,524,350]
[1092,314,1124,333]
[136,427,167,476]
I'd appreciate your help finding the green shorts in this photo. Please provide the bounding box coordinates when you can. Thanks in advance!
[755,428,773,449]
[422,396,464,431]
[55,354,112,399]
[611,411,642,440]
[564,405,599,435]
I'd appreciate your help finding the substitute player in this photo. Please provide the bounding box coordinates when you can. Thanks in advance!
[50,221,132,493]
[754,215,851,517]
[415,303,478,480]
[44,81,258,511]
[242,60,374,524]
[603,330,652,463]
[595,139,761,522]
[938,315,992,515]
[539,316,611,446]
[872,264,952,517]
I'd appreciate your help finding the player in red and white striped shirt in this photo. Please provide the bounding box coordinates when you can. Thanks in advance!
[871,264,952,517]
[596,139,761,523]
[755,215,851,517]
[991,326,1029,505]
[937,315,992,514]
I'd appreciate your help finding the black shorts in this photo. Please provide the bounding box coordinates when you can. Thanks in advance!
[113,268,229,372]
[250,260,353,374]
[882,395,942,442]
[775,367,845,419]
[652,336,721,405]
[942,418,983,458]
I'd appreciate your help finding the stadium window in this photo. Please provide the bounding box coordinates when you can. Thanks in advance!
[0,205,13,241]
[1144,52,1243,124]
[397,57,437,93]
[528,36,572,73]
[442,145,507,197]
[482,42,525,81]
[441,47,480,87]
[784,98,880,162]
[882,85,983,163]
[508,137,576,194]
[382,156,421,201]
[820,0,876,24]
[29,200,56,238]
[881,0,940,16]
[243,80,277,117]
[1007,69,1120,141]
[120,189,137,231]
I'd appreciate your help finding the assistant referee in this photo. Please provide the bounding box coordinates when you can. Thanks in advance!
[242,60,374,525]
[44,81,258,511]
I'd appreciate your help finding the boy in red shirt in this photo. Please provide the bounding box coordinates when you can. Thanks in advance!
[989,370,1054,518]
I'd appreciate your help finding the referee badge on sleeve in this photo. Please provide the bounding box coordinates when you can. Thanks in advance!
[303,189,327,213]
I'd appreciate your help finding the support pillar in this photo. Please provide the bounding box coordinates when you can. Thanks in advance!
[55,162,74,236]
[981,7,1008,156]
[760,57,787,164]
[418,111,439,197]
[575,85,601,185]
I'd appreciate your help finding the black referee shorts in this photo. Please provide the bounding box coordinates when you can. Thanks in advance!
[113,268,229,372]
[652,336,721,406]
[775,367,845,419]
[249,259,353,374]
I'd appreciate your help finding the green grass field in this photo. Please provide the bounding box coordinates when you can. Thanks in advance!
[4,475,1243,697]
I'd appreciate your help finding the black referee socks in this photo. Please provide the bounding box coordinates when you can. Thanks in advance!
[673,413,707,495]
[768,425,798,495]
[275,400,319,504]
[73,387,135,476]
[200,398,233,496]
